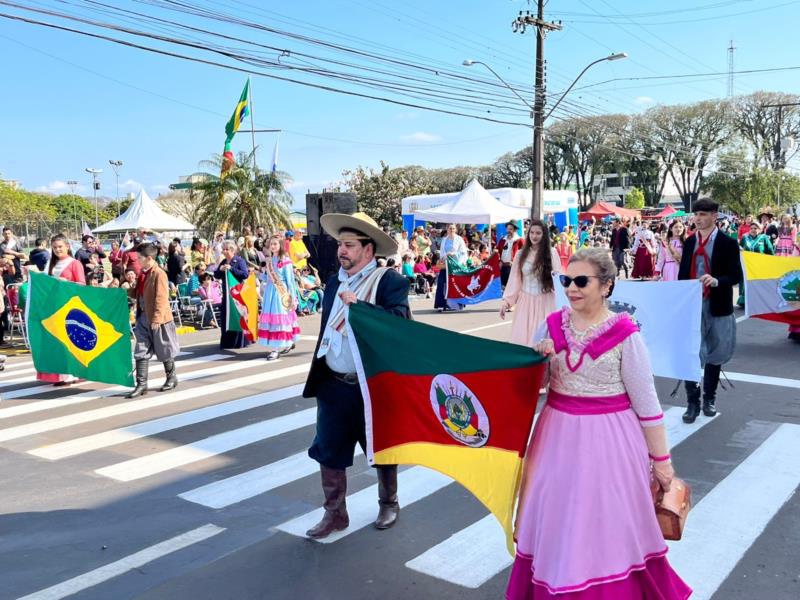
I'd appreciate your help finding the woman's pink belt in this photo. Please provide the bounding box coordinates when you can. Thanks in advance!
[547,389,631,415]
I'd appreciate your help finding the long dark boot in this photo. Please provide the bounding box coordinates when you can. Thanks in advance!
[702,364,721,417]
[375,465,399,530]
[306,467,349,539]
[160,359,178,392]
[126,359,149,398]
[682,381,701,424]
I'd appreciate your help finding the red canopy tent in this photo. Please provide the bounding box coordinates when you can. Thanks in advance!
[655,205,677,218]
[578,201,640,221]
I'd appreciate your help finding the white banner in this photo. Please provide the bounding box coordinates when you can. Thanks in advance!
[554,278,703,382]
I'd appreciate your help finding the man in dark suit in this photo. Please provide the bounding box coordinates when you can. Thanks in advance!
[678,198,742,424]
[303,212,411,539]
[610,219,631,278]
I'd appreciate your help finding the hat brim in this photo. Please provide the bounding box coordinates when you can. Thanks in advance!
[321,213,398,257]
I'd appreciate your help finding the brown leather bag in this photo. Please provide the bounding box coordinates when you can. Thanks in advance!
[651,478,692,541]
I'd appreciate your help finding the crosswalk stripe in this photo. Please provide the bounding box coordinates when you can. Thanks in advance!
[0,354,212,400]
[403,406,714,588]
[0,351,194,382]
[276,467,452,543]
[0,363,309,443]
[16,523,225,600]
[667,423,800,600]
[724,371,800,389]
[29,383,306,460]
[0,354,228,420]
[179,447,366,509]
[95,407,318,482]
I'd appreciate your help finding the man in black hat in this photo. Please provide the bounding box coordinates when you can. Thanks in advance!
[678,198,742,423]
[304,212,411,539]
[496,221,523,288]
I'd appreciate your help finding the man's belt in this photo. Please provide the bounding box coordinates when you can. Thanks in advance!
[501,262,512,267]
[331,371,359,385]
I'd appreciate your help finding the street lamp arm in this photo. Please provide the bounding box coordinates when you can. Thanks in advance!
[544,53,627,121]
[463,60,534,112]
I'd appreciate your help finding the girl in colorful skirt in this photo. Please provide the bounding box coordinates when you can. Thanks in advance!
[508,247,691,600]
[257,236,300,360]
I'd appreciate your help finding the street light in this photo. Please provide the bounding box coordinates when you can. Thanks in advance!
[67,180,79,236]
[109,160,123,216]
[464,52,627,218]
[85,168,103,227]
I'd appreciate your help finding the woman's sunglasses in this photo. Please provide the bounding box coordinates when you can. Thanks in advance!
[559,275,601,288]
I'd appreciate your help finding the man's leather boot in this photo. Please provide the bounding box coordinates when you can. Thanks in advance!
[375,465,400,530]
[160,359,178,392]
[702,364,721,417]
[306,467,349,539]
[126,359,149,399]
[682,381,701,424]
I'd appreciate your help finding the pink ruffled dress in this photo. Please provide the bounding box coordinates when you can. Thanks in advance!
[508,307,691,600]
[257,257,300,350]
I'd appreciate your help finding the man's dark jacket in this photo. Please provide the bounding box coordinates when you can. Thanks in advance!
[303,268,410,398]
[678,231,742,317]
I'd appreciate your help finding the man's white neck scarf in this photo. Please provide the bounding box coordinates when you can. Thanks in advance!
[317,260,387,358]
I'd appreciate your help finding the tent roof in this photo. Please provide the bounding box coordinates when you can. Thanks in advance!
[581,201,640,219]
[413,179,528,224]
[655,205,677,218]
[93,189,196,233]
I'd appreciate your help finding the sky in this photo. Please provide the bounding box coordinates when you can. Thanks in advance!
[2,0,800,211]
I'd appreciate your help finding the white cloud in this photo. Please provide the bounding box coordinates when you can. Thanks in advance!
[400,131,442,143]
[119,178,145,193]
[151,184,170,192]
[634,96,655,106]
[35,180,86,194]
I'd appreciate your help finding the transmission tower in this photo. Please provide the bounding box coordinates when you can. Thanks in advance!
[727,40,736,98]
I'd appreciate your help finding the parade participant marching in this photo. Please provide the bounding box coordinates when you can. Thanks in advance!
[214,241,252,350]
[737,221,774,308]
[126,243,180,398]
[610,219,631,278]
[509,248,690,599]
[303,212,410,539]
[775,214,798,256]
[655,220,685,281]
[36,234,86,385]
[679,198,742,423]
[631,223,657,279]
[500,219,561,347]
[257,236,300,360]
[495,221,523,288]
[433,224,468,312]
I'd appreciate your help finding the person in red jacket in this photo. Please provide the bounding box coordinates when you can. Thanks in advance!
[495,221,524,288]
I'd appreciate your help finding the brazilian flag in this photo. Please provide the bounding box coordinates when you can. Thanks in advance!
[27,272,134,386]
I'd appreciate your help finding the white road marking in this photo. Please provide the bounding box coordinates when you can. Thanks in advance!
[180,447,365,509]
[0,352,209,390]
[668,424,800,600]
[96,408,317,482]
[460,321,511,334]
[0,363,309,443]
[16,524,225,600]
[404,405,713,588]
[276,467,452,543]
[735,315,747,323]
[725,371,800,389]
[29,384,306,460]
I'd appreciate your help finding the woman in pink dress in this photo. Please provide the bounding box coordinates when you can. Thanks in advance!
[501,219,562,348]
[775,214,798,256]
[655,220,685,281]
[36,234,87,385]
[508,247,691,600]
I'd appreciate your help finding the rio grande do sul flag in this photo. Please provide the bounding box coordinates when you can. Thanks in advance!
[347,302,546,554]
[742,251,800,326]
[225,271,259,342]
[26,271,133,386]
[446,252,502,305]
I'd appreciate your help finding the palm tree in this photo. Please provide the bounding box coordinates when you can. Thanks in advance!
[194,149,293,238]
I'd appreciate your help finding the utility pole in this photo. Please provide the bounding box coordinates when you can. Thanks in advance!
[512,2,562,220]
[727,40,736,98]
[67,179,79,237]
[109,160,123,216]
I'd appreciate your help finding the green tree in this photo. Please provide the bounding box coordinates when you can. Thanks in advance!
[624,187,645,209]
[194,150,293,237]
[341,161,432,225]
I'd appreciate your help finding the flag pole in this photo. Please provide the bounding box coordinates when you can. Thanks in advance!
[248,78,257,174]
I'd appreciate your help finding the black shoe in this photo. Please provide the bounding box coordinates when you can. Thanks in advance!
[126,359,149,398]
[160,359,178,392]
[789,332,800,342]
[702,398,717,417]
[682,402,701,424]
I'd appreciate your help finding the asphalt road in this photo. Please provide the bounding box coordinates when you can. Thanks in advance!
[0,296,798,600]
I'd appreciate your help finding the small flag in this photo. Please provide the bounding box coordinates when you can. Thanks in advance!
[225,79,250,143]
[446,253,502,305]
[221,140,236,178]
[347,303,546,554]
[225,271,259,342]
[271,138,279,173]
[742,251,800,327]
[26,272,133,386]
[82,221,93,237]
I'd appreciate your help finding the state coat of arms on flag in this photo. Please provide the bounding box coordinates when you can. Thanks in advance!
[347,303,546,554]
[26,272,133,386]
[742,251,800,328]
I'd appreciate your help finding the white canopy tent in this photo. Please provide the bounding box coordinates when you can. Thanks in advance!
[93,189,196,234]
[413,179,528,224]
